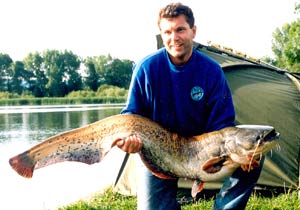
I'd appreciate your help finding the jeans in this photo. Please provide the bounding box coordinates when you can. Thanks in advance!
[212,158,265,210]
[136,157,264,210]
[137,158,181,210]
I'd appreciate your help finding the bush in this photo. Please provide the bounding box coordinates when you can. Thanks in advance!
[0,85,128,106]
[96,85,127,97]
[67,90,96,98]
[0,91,20,99]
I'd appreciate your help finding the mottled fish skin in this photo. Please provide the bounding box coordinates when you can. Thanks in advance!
[9,114,279,184]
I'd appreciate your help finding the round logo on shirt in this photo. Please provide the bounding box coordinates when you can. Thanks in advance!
[190,86,204,101]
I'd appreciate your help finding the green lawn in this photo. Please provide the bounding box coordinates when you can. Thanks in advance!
[58,187,299,210]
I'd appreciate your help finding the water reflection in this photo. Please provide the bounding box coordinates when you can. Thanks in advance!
[0,104,123,144]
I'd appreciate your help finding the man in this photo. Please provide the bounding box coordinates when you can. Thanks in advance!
[116,2,263,210]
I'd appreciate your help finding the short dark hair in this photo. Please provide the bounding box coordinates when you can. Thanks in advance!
[158,2,195,28]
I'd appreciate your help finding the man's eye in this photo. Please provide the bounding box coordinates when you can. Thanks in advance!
[177,28,185,32]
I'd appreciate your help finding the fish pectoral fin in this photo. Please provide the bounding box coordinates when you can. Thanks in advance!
[201,156,226,173]
[191,180,204,198]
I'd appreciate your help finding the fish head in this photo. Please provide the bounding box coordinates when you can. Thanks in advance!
[224,125,280,165]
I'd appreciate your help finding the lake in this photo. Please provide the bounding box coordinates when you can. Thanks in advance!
[0,104,129,210]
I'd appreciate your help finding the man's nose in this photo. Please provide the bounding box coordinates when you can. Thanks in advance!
[170,31,179,41]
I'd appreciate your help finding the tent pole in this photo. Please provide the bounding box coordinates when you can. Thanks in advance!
[284,72,300,93]
[283,72,300,199]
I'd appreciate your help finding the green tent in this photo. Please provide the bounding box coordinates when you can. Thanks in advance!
[192,42,300,191]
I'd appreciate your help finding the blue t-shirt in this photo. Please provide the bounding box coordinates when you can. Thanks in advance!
[122,48,235,136]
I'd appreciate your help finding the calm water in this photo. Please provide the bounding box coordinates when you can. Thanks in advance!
[0,104,127,210]
[0,104,123,144]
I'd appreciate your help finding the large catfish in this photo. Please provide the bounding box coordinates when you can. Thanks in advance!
[9,114,279,197]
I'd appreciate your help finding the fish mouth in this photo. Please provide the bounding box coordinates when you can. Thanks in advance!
[259,127,280,153]
[246,128,280,164]
[263,128,280,141]
[229,125,280,165]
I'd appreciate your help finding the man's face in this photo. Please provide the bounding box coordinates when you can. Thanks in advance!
[159,14,196,65]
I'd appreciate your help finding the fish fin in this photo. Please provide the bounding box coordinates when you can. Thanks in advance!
[146,162,177,180]
[191,180,204,198]
[201,156,226,173]
[139,154,177,180]
[9,152,34,178]
[151,171,177,180]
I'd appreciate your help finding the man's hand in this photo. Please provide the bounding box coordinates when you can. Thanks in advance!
[112,134,142,154]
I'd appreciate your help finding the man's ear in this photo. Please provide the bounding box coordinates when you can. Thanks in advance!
[192,25,197,38]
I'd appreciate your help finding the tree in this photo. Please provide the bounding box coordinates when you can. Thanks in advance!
[43,50,82,97]
[23,52,48,97]
[0,53,13,91]
[11,61,31,94]
[84,59,101,91]
[104,58,133,88]
[82,54,112,89]
[94,54,113,82]
[295,1,300,14]
[43,50,66,96]
[62,51,82,93]
[271,20,300,72]
[270,3,300,72]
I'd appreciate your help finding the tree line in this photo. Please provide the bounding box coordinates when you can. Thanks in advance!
[263,1,300,72]
[0,50,134,97]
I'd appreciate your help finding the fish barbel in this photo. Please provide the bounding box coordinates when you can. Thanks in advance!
[9,114,279,197]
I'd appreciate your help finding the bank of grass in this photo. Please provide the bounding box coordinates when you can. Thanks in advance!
[59,187,299,210]
[0,85,127,106]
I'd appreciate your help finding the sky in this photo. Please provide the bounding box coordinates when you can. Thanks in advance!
[0,0,298,62]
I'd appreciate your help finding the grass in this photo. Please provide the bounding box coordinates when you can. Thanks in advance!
[58,187,137,210]
[58,187,299,210]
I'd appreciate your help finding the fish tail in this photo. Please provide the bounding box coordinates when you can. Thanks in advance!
[9,152,34,178]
